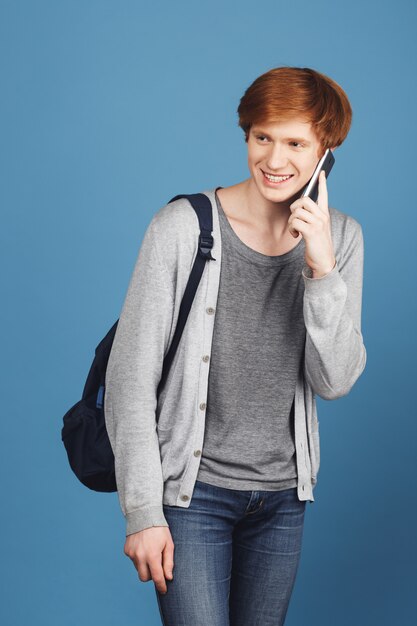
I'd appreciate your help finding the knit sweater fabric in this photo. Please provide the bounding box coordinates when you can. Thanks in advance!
[104,187,367,536]
[197,191,304,490]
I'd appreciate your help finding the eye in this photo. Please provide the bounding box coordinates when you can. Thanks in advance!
[256,135,269,142]
[290,141,304,148]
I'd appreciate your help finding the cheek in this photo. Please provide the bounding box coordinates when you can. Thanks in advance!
[247,153,258,170]
[247,143,263,160]
[296,158,314,178]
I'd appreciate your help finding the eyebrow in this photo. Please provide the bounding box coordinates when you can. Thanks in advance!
[251,128,312,145]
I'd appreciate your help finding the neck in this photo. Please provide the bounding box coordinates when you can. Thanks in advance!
[240,177,300,233]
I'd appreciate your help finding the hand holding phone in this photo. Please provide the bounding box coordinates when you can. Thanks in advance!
[287,147,337,277]
[300,148,335,202]
[290,148,335,237]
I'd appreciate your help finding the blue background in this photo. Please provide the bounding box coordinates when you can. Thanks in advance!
[1,0,416,624]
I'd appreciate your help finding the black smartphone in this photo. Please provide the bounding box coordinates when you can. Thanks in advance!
[299,148,335,203]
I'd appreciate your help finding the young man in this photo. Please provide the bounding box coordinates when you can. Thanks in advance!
[105,66,366,626]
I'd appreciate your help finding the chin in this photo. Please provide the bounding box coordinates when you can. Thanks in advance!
[256,179,297,201]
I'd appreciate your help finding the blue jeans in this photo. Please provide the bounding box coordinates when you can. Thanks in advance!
[155,479,307,626]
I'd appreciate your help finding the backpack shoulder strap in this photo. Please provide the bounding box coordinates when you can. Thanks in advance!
[156,192,217,397]
[168,192,216,261]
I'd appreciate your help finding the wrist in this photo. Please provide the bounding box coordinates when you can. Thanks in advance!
[311,259,337,279]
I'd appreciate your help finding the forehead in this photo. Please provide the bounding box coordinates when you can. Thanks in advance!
[251,118,318,142]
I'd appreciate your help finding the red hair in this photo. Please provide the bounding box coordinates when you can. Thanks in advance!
[237,66,352,157]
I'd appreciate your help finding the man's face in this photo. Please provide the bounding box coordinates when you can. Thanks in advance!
[247,118,326,206]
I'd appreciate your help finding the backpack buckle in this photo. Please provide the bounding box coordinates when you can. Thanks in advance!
[198,232,216,261]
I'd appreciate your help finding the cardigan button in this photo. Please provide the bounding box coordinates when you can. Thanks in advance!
[199,402,206,411]
[206,307,215,314]
[202,355,210,362]
[194,450,201,456]
[180,494,190,501]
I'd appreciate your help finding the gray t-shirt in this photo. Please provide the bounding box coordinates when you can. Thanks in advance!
[196,191,308,491]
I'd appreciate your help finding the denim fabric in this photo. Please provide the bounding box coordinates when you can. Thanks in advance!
[155,479,307,626]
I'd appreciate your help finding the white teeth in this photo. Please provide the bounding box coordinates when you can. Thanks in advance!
[264,173,292,182]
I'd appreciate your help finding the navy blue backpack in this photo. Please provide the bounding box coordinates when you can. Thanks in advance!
[61,192,219,492]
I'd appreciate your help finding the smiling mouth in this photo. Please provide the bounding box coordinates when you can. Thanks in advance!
[262,170,295,184]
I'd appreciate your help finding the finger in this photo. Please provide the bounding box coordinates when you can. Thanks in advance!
[290,196,318,214]
[290,207,316,224]
[288,216,299,237]
[317,170,328,214]
[288,208,314,237]
[162,540,174,581]
[136,558,152,583]
[149,556,168,594]
[290,217,310,236]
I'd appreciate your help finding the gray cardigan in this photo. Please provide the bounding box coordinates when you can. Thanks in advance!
[104,187,367,536]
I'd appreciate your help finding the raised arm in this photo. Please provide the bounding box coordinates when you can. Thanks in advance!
[302,218,367,400]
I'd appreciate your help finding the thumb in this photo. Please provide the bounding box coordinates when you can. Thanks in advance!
[162,540,174,580]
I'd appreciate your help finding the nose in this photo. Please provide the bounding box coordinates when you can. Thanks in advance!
[266,144,289,171]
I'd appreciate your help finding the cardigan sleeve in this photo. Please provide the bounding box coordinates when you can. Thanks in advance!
[301,218,367,400]
[104,216,174,536]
